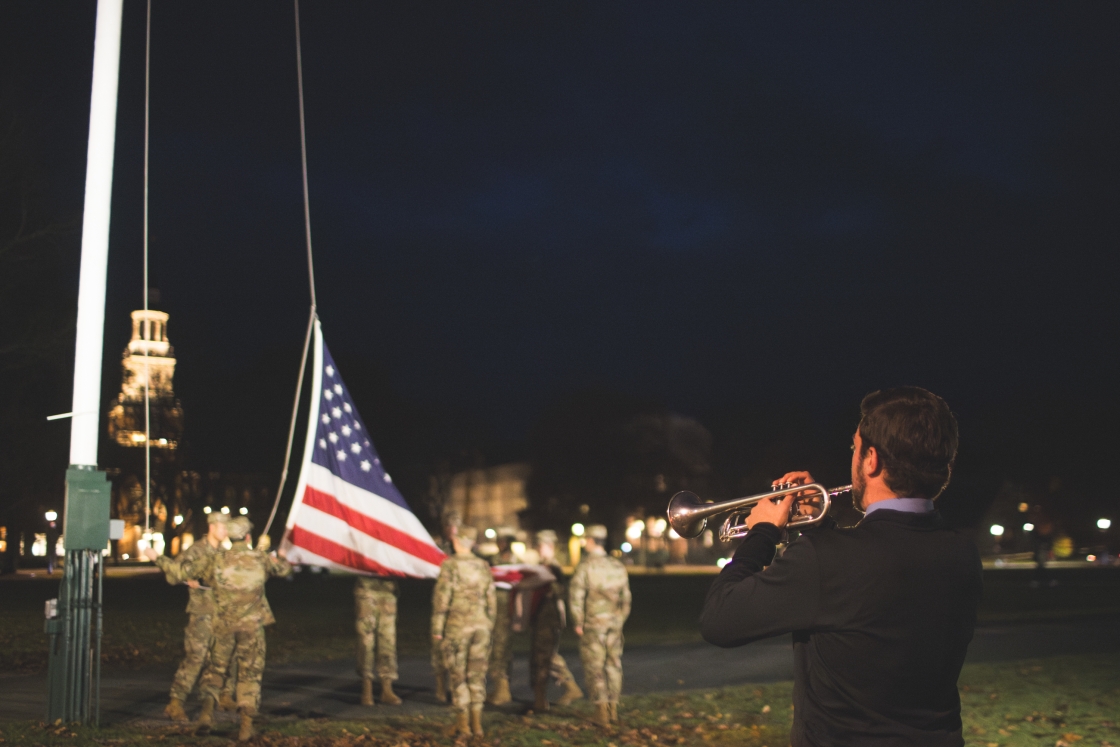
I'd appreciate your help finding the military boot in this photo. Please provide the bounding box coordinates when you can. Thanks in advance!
[380,678,402,706]
[470,706,485,737]
[237,712,253,742]
[360,677,374,706]
[434,672,448,703]
[444,710,471,738]
[195,696,215,735]
[164,697,188,722]
[487,676,512,705]
[593,702,612,729]
[533,682,549,712]
[219,691,238,712]
[556,676,583,706]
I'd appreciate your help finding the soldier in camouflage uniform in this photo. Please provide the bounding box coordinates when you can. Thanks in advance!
[486,527,517,705]
[182,517,292,741]
[530,530,583,711]
[431,509,460,703]
[569,524,631,728]
[431,526,496,738]
[354,577,402,706]
[144,511,236,721]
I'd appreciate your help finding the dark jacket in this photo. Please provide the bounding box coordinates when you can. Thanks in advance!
[700,509,982,747]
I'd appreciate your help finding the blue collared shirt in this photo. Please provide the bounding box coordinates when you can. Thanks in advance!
[864,497,935,516]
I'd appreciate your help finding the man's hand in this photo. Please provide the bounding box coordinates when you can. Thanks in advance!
[746,493,797,530]
[142,547,159,562]
[185,580,201,589]
[772,471,821,519]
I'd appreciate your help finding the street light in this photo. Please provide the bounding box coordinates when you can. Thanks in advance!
[239,507,249,516]
[1098,518,1112,530]
[173,515,184,526]
[220,506,230,515]
[989,524,1005,537]
[571,523,585,537]
[203,506,212,514]
[1023,523,1035,532]
[45,510,58,522]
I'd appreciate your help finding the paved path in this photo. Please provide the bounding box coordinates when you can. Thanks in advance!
[3,615,1117,725]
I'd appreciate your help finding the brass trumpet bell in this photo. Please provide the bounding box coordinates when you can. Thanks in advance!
[667,483,852,542]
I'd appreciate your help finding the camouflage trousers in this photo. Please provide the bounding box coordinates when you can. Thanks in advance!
[200,623,266,716]
[530,605,576,689]
[487,589,512,682]
[442,624,491,712]
[579,626,623,704]
[355,597,398,680]
[170,613,235,702]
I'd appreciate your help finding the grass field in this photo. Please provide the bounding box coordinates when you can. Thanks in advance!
[3,568,1120,674]
[1,653,1117,746]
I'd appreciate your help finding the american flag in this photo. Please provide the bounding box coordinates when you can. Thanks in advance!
[282,321,445,577]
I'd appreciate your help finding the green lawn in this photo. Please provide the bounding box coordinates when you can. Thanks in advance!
[2,653,1117,746]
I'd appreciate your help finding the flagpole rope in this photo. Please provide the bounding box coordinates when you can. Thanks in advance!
[142,0,152,537]
[262,0,319,539]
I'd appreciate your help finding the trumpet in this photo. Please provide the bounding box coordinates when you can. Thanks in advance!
[667,482,853,542]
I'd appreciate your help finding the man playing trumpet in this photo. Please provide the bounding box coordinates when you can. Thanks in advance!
[701,387,982,747]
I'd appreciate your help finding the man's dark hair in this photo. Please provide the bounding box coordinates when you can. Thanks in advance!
[858,387,959,500]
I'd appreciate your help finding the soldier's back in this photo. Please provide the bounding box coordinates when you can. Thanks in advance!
[442,555,493,628]
[578,555,629,626]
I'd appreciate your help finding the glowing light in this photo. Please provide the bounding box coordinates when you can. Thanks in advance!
[203,506,212,514]
[484,528,497,539]
[511,541,526,557]
[668,528,681,540]
[716,557,731,569]
[571,523,585,537]
[220,506,230,515]
[130,433,146,442]
[1087,554,1097,562]
[989,524,1005,537]
[1017,502,1029,513]
[173,514,184,526]
[239,507,249,516]
[45,511,58,522]
[122,553,129,560]
[620,542,632,553]
[625,521,644,541]
[1023,523,1035,532]
[1098,518,1112,530]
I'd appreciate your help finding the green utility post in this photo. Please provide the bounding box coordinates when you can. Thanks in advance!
[46,468,110,724]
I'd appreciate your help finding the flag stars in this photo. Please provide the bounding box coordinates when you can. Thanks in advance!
[360,460,371,472]
[341,425,352,437]
[384,473,393,483]
[353,422,361,431]
[350,443,361,454]
[336,450,347,461]
[343,402,352,413]
[333,384,343,395]
[319,438,327,449]
[325,365,335,377]
[331,407,342,419]
[323,389,334,401]
[328,432,339,444]
[321,414,331,424]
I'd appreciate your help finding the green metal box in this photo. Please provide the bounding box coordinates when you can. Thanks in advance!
[63,467,110,550]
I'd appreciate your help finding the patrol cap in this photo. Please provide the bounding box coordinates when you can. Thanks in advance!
[227,516,253,540]
[458,526,478,543]
[586,524,608,540]
[535,530,558,546]
[442,508,462,529]
[496,526,517,539]
[207,511,230,525]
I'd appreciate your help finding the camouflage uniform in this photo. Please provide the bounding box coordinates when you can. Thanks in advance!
[487,587,512,683]
[154,532,235,704]
[431,549,496,712]
[354,578,399,681]
[530,565,578,694]
[569,540,631,706]
[184,533,292,716]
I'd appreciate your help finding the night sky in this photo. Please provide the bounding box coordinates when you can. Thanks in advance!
[3,3,1119,507]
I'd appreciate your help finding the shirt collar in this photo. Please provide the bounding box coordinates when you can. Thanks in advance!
[864,497,935,516]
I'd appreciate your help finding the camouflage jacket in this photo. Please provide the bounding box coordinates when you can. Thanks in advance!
[431,552,496,636]
[155,538,218,616]
[569,549,631,631]
[182,540,292,628]
[355,577,398,618]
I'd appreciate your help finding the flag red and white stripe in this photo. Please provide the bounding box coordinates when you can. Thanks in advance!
[281,321,445,577]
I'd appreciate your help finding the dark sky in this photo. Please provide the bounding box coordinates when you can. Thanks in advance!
[4,2,1119,451]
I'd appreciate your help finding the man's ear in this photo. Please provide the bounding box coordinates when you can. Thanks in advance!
[864,445,885,477]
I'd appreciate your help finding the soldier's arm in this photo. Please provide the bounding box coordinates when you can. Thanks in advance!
[179,549,216,585]
[568,565,587,632]
[619,572,632,621]
[485,573,497,623]
[152,541,200,585]
[266,554,293,578]
[430,564,452,638]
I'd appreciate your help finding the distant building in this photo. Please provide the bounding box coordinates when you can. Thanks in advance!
[447,462,530,533]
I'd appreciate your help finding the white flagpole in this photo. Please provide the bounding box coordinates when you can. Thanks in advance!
[283,320,323,539]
